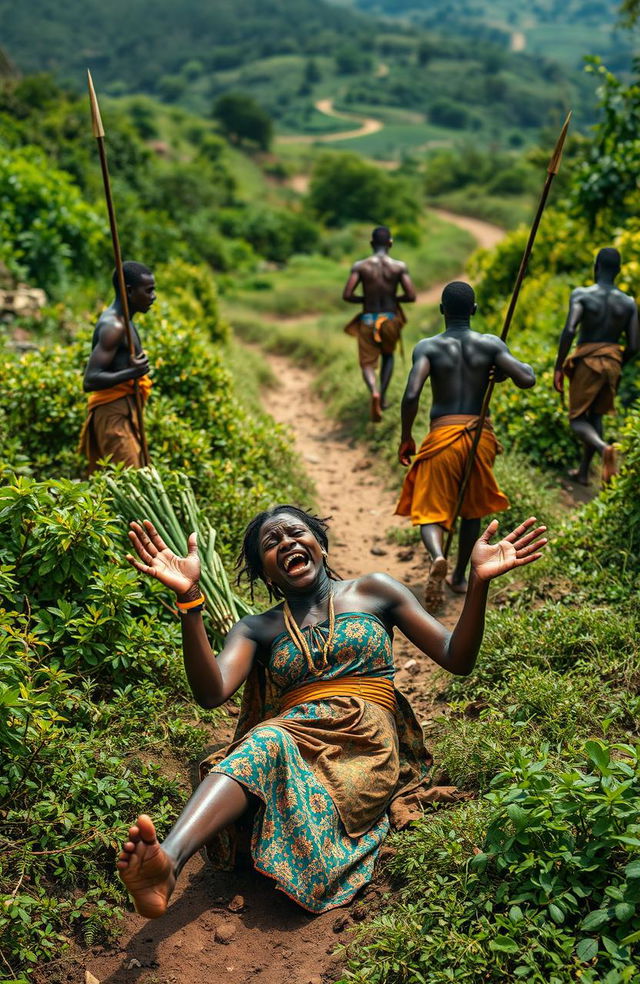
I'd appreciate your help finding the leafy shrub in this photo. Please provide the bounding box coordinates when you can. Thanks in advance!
[0,475,221,974]
[341,743,640,984]
[0,146,107,292]
[549,409,640,602]
[309,151,415,227]
[218,204,320,264]
[212,91,273,150]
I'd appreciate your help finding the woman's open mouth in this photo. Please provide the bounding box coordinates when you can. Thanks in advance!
[281,550,311,577]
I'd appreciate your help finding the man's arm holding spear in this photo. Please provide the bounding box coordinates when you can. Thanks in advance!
[87,70,150,465]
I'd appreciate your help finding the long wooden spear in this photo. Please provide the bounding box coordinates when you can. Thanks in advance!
[443,111,571,558]
[87,69,150,467]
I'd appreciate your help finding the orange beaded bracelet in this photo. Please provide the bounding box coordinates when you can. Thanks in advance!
[176,593,206,613]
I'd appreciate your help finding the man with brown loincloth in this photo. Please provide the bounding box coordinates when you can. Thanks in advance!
[554,247,639,486]
[79,261,155,473]
[396,282,535,603]
[342,226,416,422]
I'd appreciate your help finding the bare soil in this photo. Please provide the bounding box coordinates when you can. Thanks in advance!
[278,99,383,145]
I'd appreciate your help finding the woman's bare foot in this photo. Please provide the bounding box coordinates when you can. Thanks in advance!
[602,444,619,485]
[117,815,176,919]
[446,574,468,595]
[370,393,382,423]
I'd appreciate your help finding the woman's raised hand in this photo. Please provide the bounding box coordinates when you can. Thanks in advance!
[126,520,201,597]
[470,517,548,582]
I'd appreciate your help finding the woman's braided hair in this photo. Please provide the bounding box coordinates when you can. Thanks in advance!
[235,505,341,602]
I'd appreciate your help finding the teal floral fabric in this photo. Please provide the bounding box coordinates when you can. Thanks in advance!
[203,613,441,912]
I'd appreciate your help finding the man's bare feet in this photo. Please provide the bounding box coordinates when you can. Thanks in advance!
[370,393,382,423]
[424,556,447,610]
[445,575,467,595]
[117,814,176,919]
[602,444,619,485]
[567,468,590,487]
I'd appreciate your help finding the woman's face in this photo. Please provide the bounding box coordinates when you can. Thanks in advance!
[258,513,325,593]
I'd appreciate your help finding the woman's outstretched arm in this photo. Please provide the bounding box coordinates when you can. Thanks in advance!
[126,520,257,707]
[372,517,547,675]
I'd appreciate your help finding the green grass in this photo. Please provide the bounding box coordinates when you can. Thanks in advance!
[428,188,536,229]
[224,211,475,321]
[322,122,456,160]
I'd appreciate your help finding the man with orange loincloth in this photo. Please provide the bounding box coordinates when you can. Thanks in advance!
[79,261,155,473]
[554,247,638,486]
[342,226,416,422]
[396,281,535,602]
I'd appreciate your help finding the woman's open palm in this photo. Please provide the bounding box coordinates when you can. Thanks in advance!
[126,520,200,596]
[471,517,547,582]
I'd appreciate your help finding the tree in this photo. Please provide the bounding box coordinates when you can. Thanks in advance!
[308,152,413,227]
[571,58,640,228]
[212,92,272,151]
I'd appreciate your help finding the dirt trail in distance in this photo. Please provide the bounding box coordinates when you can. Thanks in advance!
[278,98,383,145]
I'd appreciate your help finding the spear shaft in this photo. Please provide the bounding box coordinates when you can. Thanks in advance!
[87,70,149,467]
[443,112,571,559]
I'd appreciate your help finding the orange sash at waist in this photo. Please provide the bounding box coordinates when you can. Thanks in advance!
[430,413,494,432]
[279,675,396,715]
[87,374,152,410]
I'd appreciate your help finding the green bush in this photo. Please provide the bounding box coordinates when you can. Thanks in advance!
[0,475,216,973]
[0,146,107,292]
[341,743,640,984]
[308,151,415,227]
[549,409,640,602]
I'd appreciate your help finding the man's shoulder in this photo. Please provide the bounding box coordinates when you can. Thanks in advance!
[571,284,593,300]
[412,335,437,356]
[613,286,637,306]
[473,330,505,348]
[94,308,126,346]
[384,255,407,272]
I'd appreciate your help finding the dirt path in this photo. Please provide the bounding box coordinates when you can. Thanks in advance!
[415,209,505,303]
[278,98,383,145]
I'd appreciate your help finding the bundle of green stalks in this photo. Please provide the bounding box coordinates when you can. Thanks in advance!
[106,467,253,645]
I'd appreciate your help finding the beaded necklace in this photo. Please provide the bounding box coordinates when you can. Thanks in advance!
[282,591,336,676]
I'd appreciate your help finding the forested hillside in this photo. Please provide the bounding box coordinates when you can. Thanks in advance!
[0,0,591,147]
[342,0,634,71]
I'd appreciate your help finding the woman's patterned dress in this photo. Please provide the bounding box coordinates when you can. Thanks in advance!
[202,612,441,913]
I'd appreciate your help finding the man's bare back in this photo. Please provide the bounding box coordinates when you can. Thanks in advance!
[350,253,413,313]
[554,247,639,485]
[342,226,416,421]
[566,283,636,347]
[396,282,535,598]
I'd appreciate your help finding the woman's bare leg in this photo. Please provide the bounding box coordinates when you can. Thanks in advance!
[117,772,249,919]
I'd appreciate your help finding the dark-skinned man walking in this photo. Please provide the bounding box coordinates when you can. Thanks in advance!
[554,247,638,486]
[396,281,535,604]
[343,226,416,422]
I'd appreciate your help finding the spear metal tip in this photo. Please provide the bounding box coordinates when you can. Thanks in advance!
[547,110,572,175]
[87,69,105,139]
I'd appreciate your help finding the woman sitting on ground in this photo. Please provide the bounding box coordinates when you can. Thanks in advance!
[118,506,546,918]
